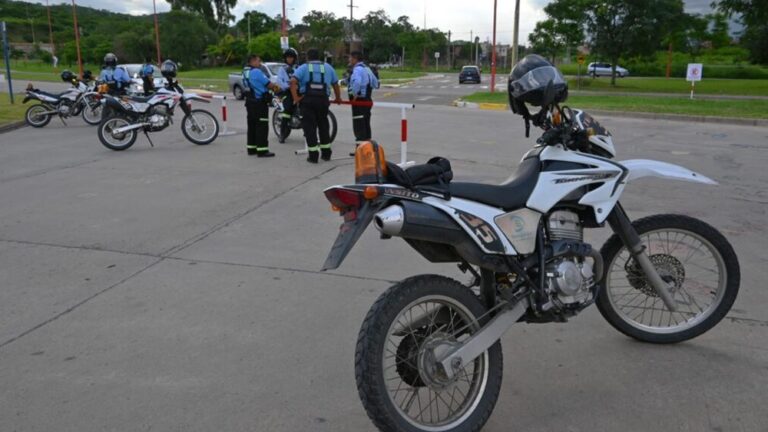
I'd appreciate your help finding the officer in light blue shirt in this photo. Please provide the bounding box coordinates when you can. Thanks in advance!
[347,51,379,151]
[99,53,131,95]
[290,48,342,163]
[243,54,280,158]
[276,48,298,143]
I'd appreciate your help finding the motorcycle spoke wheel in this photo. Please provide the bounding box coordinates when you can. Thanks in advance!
[384,297,487,430]
[25,105,51,128]
[182,110,219,145]
[82,104,102,125]
[598,215,739,343]
[99,117,136,151]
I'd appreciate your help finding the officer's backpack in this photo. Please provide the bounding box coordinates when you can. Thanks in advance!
[305,62,328,98]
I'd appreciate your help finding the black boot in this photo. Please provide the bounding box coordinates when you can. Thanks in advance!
[307,151,319,164]
[321,148,332,161]
[349,144,360,157]
[247,148,258,156]
[257,151,275,158]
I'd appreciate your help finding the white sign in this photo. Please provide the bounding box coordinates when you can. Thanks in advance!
[434,51,440,59]
[686,63,703,82]
[280,36,289,50]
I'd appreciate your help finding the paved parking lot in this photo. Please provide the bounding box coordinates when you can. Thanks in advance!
[1,99,767,431]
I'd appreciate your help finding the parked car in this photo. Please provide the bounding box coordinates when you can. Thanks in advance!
[587,62,629,78]
[459,65,481,84]
[229,62,284,100]
[118,64,168,95]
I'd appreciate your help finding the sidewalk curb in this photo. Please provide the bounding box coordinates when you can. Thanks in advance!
[452,100,768,127]
[0,120,26,134]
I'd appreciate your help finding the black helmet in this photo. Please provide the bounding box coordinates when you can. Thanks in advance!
[508,54,567,115]
[82,70,94,81]
[104,53,118,68]
[160,60,178,79]
[283,48,298,62]
[60,70,76,82]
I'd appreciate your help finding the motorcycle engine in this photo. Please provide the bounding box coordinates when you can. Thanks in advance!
[147,105,170,131]
[545,211,596,308]
[58,101,73,116]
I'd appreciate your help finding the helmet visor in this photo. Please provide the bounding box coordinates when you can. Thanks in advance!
[510,66,565,99]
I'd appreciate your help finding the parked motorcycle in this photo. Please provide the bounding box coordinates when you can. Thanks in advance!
[270,92,337,144]
[23,70,101,127]
[321,60,739,432]
[96,80,219,151]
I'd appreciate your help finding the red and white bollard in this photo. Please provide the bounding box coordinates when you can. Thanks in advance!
[213,94,237,136]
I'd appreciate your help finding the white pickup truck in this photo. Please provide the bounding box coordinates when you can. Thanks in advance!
[228,62,285,100]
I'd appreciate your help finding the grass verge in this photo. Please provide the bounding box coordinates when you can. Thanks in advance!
[461,92,768,119]
[0,93,28,127]
[567,76,768,96]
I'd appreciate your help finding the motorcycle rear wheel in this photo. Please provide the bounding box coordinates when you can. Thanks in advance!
[597,214,740,344]
[98,116,137,151]
[25,104,52,128]
[356,275,503,432]
[81,97,102,126]
[272,109,291,143]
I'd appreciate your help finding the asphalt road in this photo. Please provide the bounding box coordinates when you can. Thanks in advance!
[1,100,767,432]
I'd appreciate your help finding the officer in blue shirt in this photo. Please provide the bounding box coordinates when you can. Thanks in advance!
[140,57,156,94]
[276,48,298,143]
[98,53,131,95]
[290,48,342,163]
[243,54,280,157]
[348,51,379,152]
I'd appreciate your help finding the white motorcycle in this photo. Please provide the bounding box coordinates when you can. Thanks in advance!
[321,68,739,431]
[23,77,102,127]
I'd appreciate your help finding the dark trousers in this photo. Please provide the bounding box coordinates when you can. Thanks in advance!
[352,97,372,141]
[279,93,295,138]
[301,97,331,157]
[246,98,270,153]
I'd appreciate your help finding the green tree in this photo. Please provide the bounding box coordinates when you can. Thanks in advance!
[248,32,297,61]
[708,13,731,49]
[359,10,397,63]
[301,10,344,54]
[715,0,768,63]
[584,0,685,85]
[167,0,236,33]
[528,20,563,62]
[160,10,218,67]
[235,11,277,38]
[207,34,247,65]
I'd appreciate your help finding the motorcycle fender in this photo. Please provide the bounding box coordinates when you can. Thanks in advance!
[22,95,32,104]
[321,201,383,271]
[620,159,717,185]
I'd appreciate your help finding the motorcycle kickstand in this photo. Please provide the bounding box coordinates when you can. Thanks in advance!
[143,131,155,147]
[59,116,68,126]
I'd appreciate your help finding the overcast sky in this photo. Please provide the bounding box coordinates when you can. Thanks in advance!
[22,0,719,44]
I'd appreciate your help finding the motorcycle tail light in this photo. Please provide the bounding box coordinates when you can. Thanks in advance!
[354,141,388,184]
[325,188,363,212]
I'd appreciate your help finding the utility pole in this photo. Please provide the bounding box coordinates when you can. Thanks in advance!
[247,13,251,46]
[2,21,14,104]
[423,0,427,29]
[470,30,473,65]
[26,5,37,44]
[46,0,54,57]
[282,0,288,37]
[71,0,83,78]
[153,0,161,64]
[490,0,497,93]
[512,0,520,65]
[447,30,451,70]
[346,0,358,54]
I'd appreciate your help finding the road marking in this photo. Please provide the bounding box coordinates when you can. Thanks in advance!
[440,85,448,88]
[481,86,488,89]
[417,96,438,101]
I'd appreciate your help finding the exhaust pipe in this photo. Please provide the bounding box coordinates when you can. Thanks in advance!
[113,123,150,134]
[374,205,405,236]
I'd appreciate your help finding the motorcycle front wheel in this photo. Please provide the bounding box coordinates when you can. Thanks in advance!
[98,116,137,151]
[25,104,52,128]
[597,214,740,344]
[356,275,503,432]
[182,109,219,145]
[327,110,338,144]
[81,98,102,126]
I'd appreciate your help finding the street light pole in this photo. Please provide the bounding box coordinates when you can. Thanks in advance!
[490,0,498,93]
[71,0,83,78]
[153,0,161,64]
[46,0,54,58]
[512,0,520,65]
[282,0,287,37]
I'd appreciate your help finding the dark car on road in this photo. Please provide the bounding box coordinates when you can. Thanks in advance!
[459,65,481,84]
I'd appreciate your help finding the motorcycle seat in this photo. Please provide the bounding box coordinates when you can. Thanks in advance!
[125,95,153,103]
[35,90,68,99]
[448,157,540,211]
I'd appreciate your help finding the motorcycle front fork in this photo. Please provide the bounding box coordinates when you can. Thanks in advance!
[605,203,677,311]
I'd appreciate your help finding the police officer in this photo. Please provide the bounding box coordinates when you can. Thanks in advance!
[99,53,131,95]
[140,57,156,94]
[290,48,342,163]
[276,48,298,143]
[348,51,379,153]
[243,54,280,157]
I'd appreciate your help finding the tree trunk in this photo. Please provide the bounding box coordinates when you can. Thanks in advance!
[610,58,618,86]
